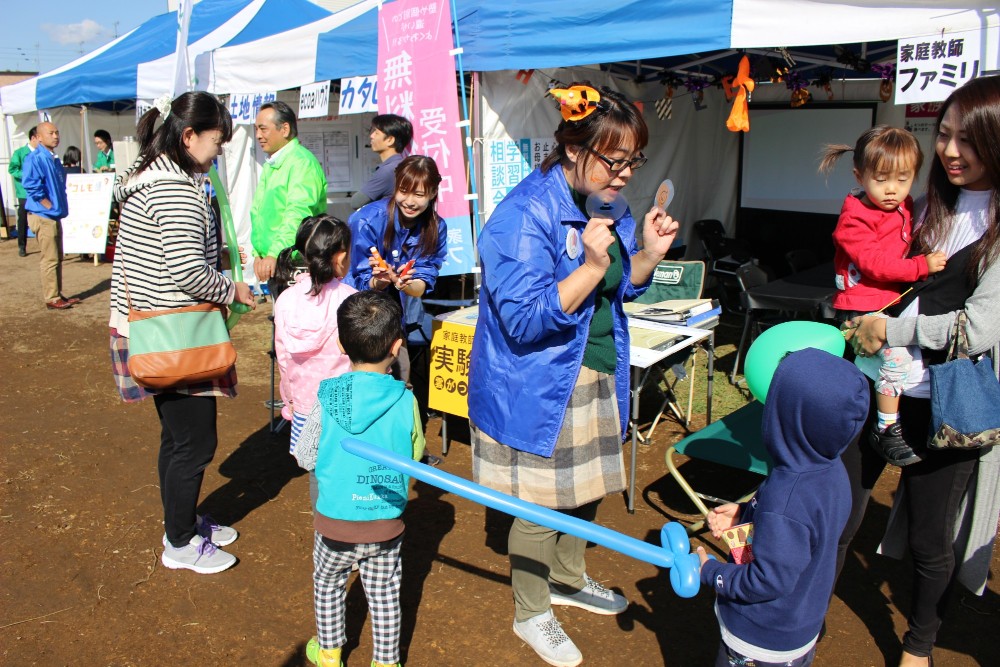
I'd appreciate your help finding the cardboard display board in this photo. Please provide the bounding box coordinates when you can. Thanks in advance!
[62,173,115,254]
[428,308,478,418]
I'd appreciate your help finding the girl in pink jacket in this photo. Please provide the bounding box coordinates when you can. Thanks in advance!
[274,215,357,454]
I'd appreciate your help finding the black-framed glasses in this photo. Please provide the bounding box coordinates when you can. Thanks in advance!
[583,145,647,173]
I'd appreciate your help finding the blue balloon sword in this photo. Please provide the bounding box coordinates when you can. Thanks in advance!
[341,438,705,598]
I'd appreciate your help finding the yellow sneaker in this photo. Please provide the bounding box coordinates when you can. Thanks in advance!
[305,637,343,667]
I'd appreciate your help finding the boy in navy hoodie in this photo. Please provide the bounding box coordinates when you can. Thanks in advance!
[697,348,869,667]
[294,290,425,667]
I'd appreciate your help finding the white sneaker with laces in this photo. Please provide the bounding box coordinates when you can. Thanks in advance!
[513,610,582,667]
[161,534,236,574]
[162,514,238,548]
[195,514,238,546]
[549,574,628,615]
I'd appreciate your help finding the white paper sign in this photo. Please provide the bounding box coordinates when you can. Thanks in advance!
[896,28,983,104]
[228,92,277,124]
[136,99,152,124]
[338,75,378,115]
[299,81,331,119]
[62,174,115,254]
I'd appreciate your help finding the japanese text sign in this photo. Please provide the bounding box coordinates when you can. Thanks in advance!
[483,137,554,219]
[428,319,474,417]
[896,29,982,104]
[338,75,379,115]
[229,92,277,125]
[298,81,331,119]
[377,0,469,220]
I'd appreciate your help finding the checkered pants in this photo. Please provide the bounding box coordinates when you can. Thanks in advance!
[313,531,403,664]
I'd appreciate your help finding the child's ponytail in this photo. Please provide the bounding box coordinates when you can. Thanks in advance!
[818,144,855,175]
[296,214,351,296]
[819,125,923,178]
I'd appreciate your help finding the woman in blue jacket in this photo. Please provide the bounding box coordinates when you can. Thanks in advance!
[348,155,447,383]
[348,154,447,296]
[467,84,679,667]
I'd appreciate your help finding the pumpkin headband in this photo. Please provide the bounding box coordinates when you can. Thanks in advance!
[548,85,601,122]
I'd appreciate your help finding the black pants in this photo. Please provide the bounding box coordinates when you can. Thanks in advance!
[154,393,219,548]
[836,395,979,657]
[16,198,28,250]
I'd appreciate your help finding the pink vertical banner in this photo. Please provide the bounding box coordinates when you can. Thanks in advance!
[378,0,469,220]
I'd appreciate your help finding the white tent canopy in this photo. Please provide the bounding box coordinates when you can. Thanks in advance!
[731,1,996,47]
[198,0,380,94]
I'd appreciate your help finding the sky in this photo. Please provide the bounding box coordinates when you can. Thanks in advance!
[0,2,167,74]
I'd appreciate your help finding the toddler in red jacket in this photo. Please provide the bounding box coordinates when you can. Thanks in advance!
[821,126,946,466]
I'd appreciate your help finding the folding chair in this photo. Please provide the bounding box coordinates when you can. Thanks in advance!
[693,219,752,313]
[729,262,783,386]
[664,401,772,533]
[633,260,709,440]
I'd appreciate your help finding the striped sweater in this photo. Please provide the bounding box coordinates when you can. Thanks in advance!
[109,155,235,337]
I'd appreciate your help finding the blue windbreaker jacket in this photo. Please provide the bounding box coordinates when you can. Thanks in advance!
[467,166,649,457]
[346,198,448,292]
[23,147,68,220]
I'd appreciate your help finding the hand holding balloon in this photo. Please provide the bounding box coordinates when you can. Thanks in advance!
[232,282,257,309]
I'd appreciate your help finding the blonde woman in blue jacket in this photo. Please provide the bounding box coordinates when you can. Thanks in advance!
[467,84,679,667]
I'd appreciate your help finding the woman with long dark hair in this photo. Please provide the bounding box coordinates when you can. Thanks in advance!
[109,92,256,574]
[347,155,447,383]
[842,75,1000,667]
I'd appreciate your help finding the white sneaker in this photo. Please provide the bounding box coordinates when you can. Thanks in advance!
[513,610,582,667]
[162,515,238,548]
[195,514,238,547]
[550,574,628,615]
[161,534,237,574]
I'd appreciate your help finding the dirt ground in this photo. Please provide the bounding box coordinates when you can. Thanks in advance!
[1,238,998,667]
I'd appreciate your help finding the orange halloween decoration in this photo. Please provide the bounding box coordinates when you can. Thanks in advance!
[880,79,893,102]
[549,85,601,121]
[791,88,811,107]
[725,55,755,133]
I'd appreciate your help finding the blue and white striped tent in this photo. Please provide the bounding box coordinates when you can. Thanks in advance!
[198,0,996,95]
[0,0,331,115]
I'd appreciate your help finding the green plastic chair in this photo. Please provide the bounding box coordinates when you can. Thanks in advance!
[633,260,709,438]
[665,401,772,532]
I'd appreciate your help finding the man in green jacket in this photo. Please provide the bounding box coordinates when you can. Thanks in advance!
[250,101,327,283]
[7,126,38,257]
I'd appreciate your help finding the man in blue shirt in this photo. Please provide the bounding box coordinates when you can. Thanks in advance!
[349,114,412,210]
[23,121,75,310]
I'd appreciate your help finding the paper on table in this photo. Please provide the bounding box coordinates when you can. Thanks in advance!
[626,299,714,322]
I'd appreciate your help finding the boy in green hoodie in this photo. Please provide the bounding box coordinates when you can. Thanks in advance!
[294,290,424,667]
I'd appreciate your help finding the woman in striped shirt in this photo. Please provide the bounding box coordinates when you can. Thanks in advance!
[109,91,256,575]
